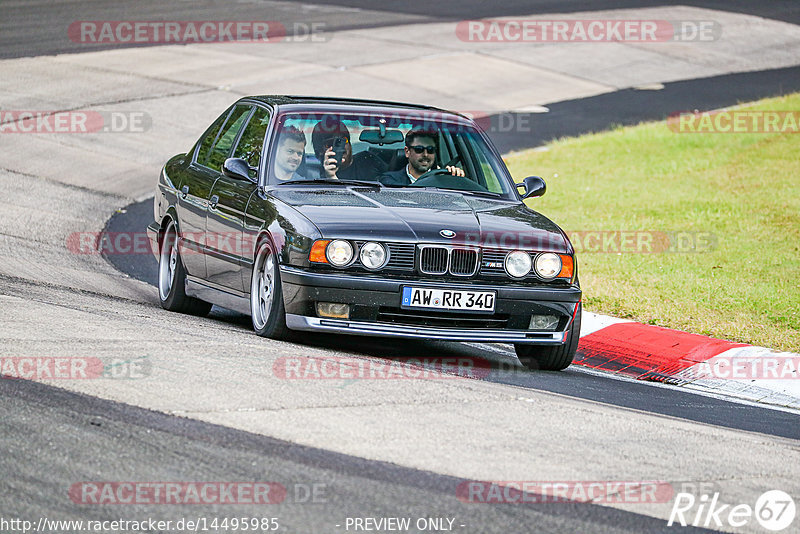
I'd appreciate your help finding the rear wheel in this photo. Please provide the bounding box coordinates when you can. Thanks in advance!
[515,303,582,371]
[250,238,291,340]
[158,220,212,316]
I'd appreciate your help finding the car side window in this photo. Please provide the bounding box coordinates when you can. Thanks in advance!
[195,107,231,166]
[205,105,252,172]
[232,107,271,180]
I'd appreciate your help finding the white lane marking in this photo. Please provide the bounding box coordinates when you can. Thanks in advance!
[463,342,800,415]
[576,365,800,416]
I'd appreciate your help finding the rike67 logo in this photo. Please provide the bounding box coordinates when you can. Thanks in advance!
[669,490,796,531]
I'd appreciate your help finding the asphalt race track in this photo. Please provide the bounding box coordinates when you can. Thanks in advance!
[3,378,721,534]
[2,1,800,533]
[2,0,799,59]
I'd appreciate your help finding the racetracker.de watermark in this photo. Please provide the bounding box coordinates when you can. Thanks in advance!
[567,231,716,254]
[450,230,716,254]
[0,110,151,134]
[0,357,150,379]
[676,355,800,380]
[456,480,675,504]
[66,231,257,256]
[68,21,328,44]
[273,356,492,380]
[69,482,287,505]
[456,19,721,42]
[66,230,716,256]
[668,110,800,134]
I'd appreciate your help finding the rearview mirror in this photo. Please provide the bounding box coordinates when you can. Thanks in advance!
[223,158,254,182]
[359,128,404,145]
[516,176,546,199]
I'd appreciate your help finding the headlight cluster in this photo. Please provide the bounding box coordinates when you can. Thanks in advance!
[310,240,388,270]
[309,239,572,280]
[505,251,568,279]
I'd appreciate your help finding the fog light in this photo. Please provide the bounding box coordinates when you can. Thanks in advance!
[529,315,559,331]
[316,302,350,319]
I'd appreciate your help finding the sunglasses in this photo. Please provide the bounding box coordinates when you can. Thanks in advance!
[408,145,436,155]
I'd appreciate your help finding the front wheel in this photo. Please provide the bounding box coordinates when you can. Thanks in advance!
[250,239,291,340]
[515,303,582,371]
[158,220,212,316]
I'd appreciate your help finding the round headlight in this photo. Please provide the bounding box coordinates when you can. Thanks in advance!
[359,242,387,270]
[535,253,562,279]
[505,250,532,278]
[326,240,353,266]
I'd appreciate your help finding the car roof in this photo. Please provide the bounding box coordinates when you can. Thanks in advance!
[241,95,472,123]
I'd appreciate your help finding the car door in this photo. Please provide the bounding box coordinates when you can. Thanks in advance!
[205,105,271,293]
[178,104,251,279]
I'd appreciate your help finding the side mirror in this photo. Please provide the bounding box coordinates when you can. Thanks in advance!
[515,176,546,199]
[223,158,254,181]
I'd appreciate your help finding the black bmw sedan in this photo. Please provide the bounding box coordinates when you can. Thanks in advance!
[147,96,581,370]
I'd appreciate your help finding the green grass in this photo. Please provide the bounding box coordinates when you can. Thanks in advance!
[505,94,800,352]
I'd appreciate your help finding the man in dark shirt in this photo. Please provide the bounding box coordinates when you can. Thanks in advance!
[311,119,384,181]
[379,129,464,186]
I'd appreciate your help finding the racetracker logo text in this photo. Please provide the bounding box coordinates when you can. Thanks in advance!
[452,230,716,254]
[456,19,720,42]
[457,481,674,504]
[677,356,800,380]
[69,482,287,505]
[668,111,800,134]
[0,357,150,380]
[68,21,329,44]
[273,356,491,380]
[0,111,150,134]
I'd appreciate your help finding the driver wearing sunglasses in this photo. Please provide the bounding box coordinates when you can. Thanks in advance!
[379,129,465,186]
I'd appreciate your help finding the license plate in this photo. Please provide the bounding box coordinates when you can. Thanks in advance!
[401,287,496,312]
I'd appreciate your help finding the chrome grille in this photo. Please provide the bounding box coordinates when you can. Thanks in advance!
[450,248,478,276]
[419,246,478,276]
[420,246,449,275]
[386,243,415,270]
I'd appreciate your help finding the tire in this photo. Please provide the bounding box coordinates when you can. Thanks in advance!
[158,220,212,316]
[515,303,582,371]
[250,238,291,340]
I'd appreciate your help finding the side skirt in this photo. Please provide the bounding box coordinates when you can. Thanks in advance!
[185,277,251,316]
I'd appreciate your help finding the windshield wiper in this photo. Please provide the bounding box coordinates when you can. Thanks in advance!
[459,190,504,199]
[276,179,382,188]
[389,185,504,199]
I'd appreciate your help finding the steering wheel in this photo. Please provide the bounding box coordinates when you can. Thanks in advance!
[410,169,489,192]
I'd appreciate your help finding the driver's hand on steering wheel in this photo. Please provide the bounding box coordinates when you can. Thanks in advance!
[445,165,465,177]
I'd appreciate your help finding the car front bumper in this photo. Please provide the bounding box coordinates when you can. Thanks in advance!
[280,266,581,345]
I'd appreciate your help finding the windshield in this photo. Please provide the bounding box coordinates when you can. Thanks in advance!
[266,111,516,199]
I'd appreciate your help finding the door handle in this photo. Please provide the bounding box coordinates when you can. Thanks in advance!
[181,185,189,199]
[209,194,219,209]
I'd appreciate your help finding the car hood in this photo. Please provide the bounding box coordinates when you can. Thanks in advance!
[269,186,570,253]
